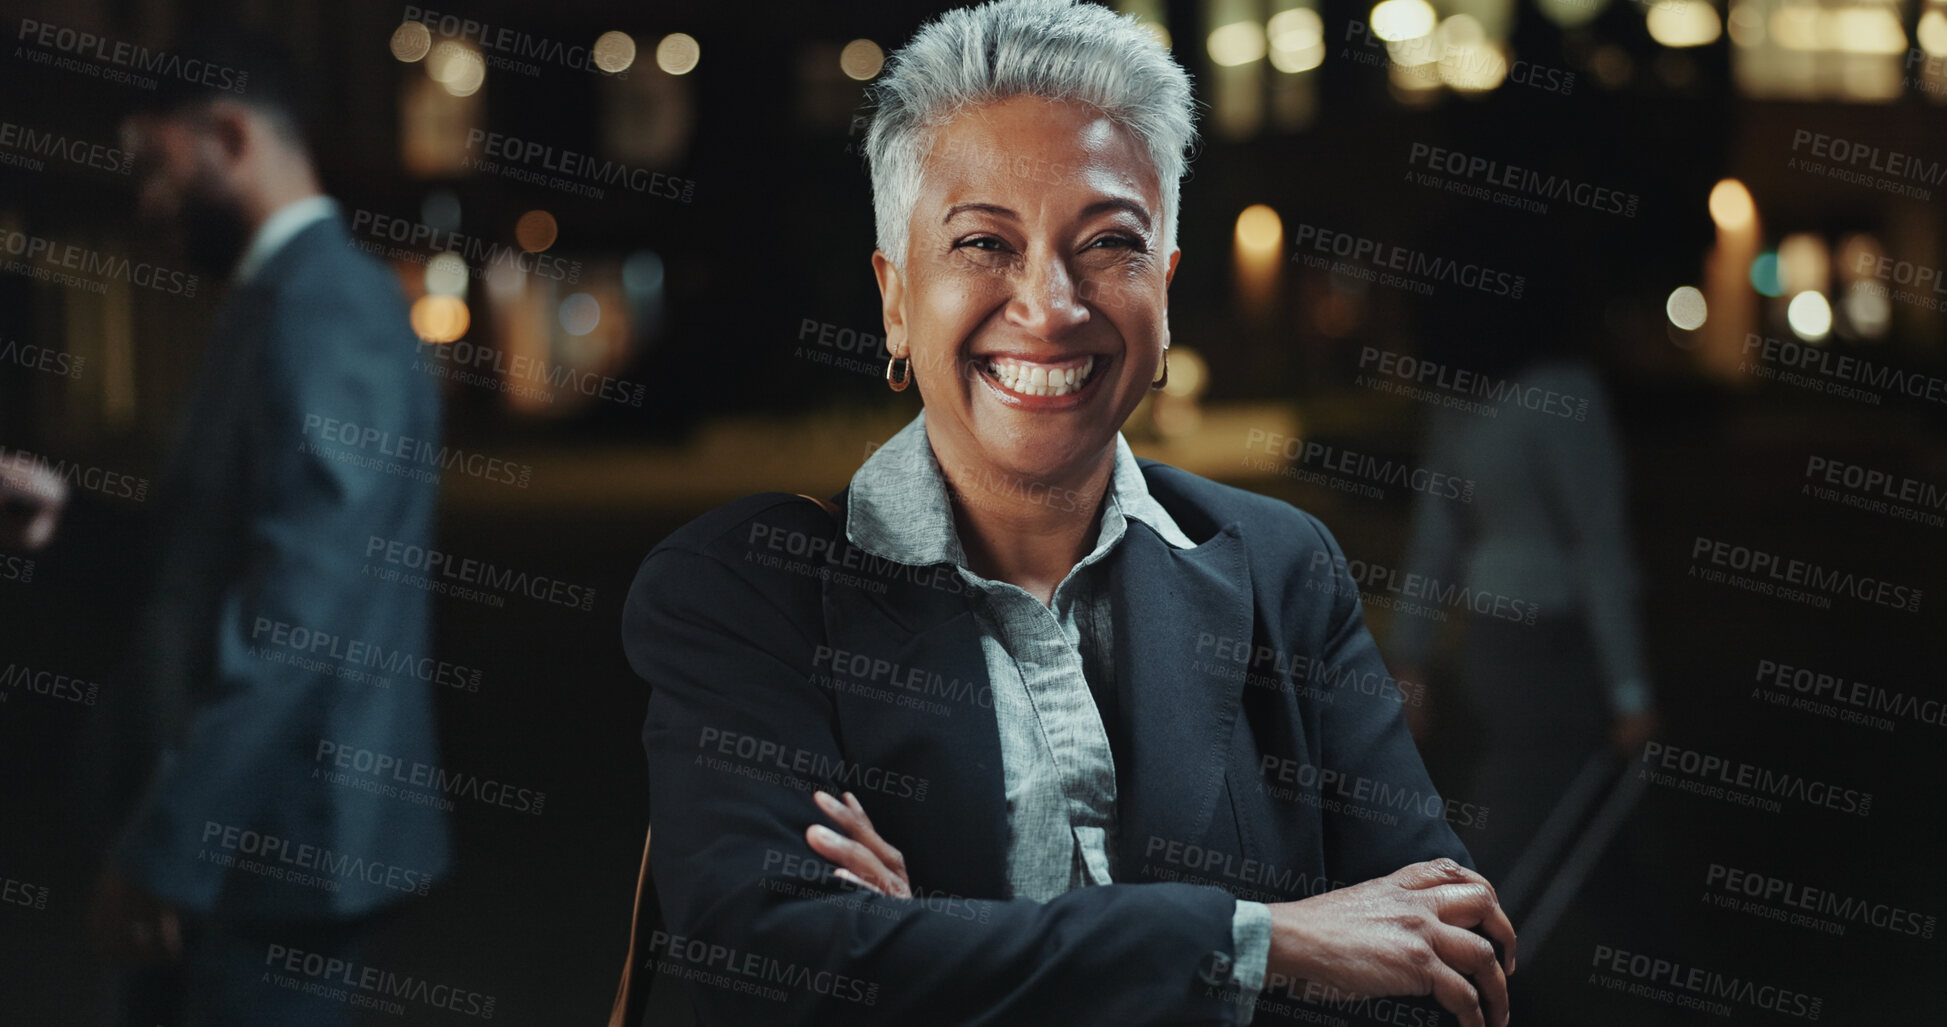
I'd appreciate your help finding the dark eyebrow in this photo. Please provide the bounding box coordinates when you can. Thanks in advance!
[1080,198,1152,229]
[943,202,1017,223]
[942,198,1153,229]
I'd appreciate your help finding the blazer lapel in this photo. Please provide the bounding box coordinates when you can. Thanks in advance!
[818,490,1010,900]
[1109,521,1254,876]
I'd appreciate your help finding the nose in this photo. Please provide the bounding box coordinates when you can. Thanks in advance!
[1004,246,1089,340]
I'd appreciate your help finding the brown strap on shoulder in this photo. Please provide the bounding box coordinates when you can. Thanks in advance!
[608,826,653,1027]
[795,492,840,519]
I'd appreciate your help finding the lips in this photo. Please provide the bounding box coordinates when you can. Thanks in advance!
[976,353,1098,398]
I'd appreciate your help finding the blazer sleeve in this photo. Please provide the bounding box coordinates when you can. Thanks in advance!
[626,538,1254,1026]
[112,287,431,913]
[1294,511,1478,886]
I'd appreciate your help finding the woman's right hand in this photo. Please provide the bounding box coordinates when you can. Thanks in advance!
[1266,858,1515,1027]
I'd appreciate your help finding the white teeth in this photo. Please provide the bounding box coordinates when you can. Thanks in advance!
[983,355,1096,398]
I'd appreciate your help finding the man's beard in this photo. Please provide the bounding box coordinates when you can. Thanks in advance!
[176,190,252,274]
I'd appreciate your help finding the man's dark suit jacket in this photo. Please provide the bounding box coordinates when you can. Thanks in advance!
[624,462,1475,1026]
[111,212,450,923]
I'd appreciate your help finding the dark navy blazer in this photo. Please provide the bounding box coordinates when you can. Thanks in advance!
[112,214,451,923]
[624,461,1474,1026]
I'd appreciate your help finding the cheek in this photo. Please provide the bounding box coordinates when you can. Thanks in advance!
[911,278,998,375]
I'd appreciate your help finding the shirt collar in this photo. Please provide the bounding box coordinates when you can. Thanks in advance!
[232,195,337,283]
[846,408,1195,572]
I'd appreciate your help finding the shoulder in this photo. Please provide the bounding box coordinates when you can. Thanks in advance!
[1138,459,1338,552]
[262,218,412,339]
[628,491,841,606]
[620,492,842,678]
[251,220,423,392]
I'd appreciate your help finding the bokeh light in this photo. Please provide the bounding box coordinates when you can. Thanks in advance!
[390,22,431,63]
[1371,0,1438,42]
[1666,286,1708,330]
[1920,9,1947,55]
[424,253,469,297]
[593,31,638,73]
[1787,291,1832,341]
[515,210,559,253]
[426,41,485,97]
[1708,179,1756,231]
[559,293,603,336]
[410,295,469,343]
[657,33,701,75]
[1842,282,1891,338]
[1778,233,1830,294]
[1750,252,1784,297]
[1234,204,1284,256]
[1649,0,1723,47]
[1208,21,1268,66]
[840,39,886,80]
[1268,8,1325,73]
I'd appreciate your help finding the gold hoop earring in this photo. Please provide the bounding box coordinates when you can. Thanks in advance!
[886,354,912,392]
[1150,349,1169,391]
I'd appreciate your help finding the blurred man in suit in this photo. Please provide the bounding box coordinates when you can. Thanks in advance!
[95,27,449,1027]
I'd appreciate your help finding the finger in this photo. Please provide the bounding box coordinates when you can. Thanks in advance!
[1471,873,1516,974]
[806,824,897,895]
[1435,926,1508,1027]
[1399,857,1475,891]
[1442,884,1516,976]
[813,792,910,895]
[1426,962,1486,1027]
[832,867,883,895]
[1418,866,1516,974]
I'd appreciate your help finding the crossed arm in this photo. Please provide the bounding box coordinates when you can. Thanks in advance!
[809,791,1516,1027]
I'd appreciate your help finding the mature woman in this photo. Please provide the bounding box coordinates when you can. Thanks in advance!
[622,1,1514,1024]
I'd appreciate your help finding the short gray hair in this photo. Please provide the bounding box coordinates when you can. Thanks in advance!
[861,0,1200,271]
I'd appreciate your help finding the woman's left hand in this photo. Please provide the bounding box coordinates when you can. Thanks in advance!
[806,790,913,898]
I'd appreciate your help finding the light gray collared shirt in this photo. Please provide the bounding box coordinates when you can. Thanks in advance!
[846,409,1272,1021]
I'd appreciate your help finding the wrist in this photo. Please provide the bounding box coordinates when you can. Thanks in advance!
[1265,898,1322,982]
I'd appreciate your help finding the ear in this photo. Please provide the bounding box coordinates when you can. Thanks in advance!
[1161,248,1180,350]
[204,101,253,163]
[871,249,908,358]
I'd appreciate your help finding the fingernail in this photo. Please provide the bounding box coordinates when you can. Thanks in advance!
[810,824,837,842]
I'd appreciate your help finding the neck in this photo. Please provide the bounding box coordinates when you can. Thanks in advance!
[930,429,1116,606]
[238,156,323,238]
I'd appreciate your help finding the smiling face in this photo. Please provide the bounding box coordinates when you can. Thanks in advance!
[872,95,1179,494]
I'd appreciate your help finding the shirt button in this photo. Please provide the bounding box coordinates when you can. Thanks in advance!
[1196,950,1233,986]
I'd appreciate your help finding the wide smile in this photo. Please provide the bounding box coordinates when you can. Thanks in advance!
[971,353,1105,409]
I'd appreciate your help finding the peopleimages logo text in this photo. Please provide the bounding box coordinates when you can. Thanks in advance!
[1690,536,1922,613]
[15,18,248,91]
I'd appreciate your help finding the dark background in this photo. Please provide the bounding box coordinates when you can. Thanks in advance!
[2,0,1943,1023]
